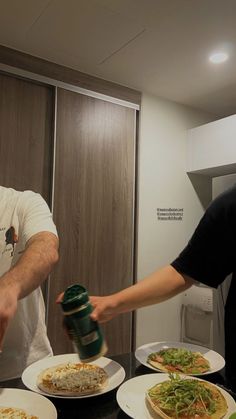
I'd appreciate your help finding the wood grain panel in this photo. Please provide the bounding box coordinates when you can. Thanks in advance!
[0,71,54,203]
[0,45,141,106]
[0,71,54,299]
[48,88,137,355]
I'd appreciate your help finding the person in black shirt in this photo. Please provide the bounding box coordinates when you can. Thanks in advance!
[171,184,236,389]
[89,184,236,388]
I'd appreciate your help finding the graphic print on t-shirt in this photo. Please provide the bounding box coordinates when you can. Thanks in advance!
[5,226,18,256]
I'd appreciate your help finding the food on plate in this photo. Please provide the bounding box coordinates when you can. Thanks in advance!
[146,373,228,419]
[0,406,38,418]
[37,362,108,396]
[147,347,210,374]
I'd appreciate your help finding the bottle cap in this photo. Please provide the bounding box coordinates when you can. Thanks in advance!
[61,284,89,312]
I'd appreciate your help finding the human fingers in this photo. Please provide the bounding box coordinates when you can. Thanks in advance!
[89,296,101,320]
[89,296,98,308]
[56,292,64,303]
[90,297,114,323]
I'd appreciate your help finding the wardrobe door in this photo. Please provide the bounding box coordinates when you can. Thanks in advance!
[48,88,137,355]
[0,72,54,203]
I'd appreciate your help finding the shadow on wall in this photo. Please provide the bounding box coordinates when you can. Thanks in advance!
[187,173,212,210]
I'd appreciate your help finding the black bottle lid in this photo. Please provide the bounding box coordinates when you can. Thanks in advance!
[61,284,89,312]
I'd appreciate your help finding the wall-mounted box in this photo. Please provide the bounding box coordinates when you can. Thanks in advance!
[187,115,236,177]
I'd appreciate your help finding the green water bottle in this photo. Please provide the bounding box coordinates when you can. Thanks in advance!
[61,284,107,362]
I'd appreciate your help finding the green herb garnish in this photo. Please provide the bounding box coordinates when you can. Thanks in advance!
[148,373,216,418]
[148,348,209,373]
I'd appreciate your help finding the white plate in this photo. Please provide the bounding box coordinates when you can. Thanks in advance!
[116,373,236,419]
[0,388,57,419]
[135,341,225,375]
[22,353,125,399]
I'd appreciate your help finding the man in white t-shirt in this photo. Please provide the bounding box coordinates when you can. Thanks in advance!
[0,186,59,381]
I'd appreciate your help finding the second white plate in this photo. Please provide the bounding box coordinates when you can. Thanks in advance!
[135,341,225,375]
[22,353,125,399]
[116,373,236,419]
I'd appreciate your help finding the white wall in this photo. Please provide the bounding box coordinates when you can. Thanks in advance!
[136,93,215,347]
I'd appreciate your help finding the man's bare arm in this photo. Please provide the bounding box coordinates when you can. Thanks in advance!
[4,231,59,298]
[0,231,59,347]
[90,265,194,322]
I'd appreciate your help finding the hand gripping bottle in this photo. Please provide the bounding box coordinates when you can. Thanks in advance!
[61,284,107,362]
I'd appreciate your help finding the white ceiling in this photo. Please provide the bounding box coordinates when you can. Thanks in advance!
[1,0,236,117]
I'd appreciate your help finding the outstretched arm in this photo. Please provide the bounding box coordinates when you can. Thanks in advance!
[90,265,194,322]
[0,231,59,348]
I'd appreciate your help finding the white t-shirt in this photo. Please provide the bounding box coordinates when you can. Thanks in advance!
[0,186,58,381]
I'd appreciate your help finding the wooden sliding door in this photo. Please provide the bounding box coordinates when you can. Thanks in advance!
[48,88,137,355]
[0,72,55,299]
[0,72,54,203]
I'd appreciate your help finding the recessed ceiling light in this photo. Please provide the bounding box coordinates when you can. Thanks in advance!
[209,52,229,64]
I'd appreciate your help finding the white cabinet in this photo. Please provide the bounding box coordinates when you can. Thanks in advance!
[187,115,236,177]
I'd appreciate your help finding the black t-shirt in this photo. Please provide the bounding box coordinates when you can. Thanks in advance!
[171,184,236,385]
